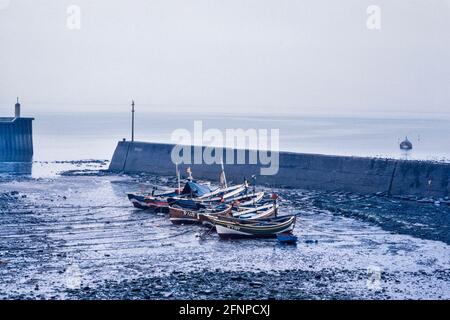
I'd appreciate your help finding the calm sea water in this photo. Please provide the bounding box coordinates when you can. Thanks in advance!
[7,110,450,162]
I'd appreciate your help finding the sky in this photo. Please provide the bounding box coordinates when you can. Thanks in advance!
[0,0,449,116]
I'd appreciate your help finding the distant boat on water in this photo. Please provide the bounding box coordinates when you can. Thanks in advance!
[400,137,413,150]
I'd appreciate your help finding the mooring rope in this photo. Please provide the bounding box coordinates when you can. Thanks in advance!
[199,225,215,240]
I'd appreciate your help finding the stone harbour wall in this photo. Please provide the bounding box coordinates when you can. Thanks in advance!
[109,141,450,197]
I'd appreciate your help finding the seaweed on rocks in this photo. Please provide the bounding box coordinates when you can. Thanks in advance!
[65,269,386,300]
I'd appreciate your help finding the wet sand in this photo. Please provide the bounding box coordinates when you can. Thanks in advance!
[0,162,449,299]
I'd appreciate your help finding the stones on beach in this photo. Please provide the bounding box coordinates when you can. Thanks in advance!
[417,198,434,203]
[0,191,21,201]
[249,281,264,288]
[2,163,449,300]
[60,269,393,300]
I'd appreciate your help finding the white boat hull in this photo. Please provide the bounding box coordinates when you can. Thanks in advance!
[215,220,295,239]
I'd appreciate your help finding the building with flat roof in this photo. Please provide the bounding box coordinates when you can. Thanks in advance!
[0,99,34,162]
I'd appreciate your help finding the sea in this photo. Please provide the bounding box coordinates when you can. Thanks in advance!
[29,110,450,162]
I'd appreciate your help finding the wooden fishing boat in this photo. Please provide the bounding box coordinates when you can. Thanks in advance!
[227,191,264,206]
[169,203,232,224]
[210,215,296,239]
[169,190,264,209]
[198,202,278,227]
[127,190,179,212]
[127,163,253,212]
[233,202,277,219]
[197,183,245,200]
[197,184,248,204]
[127,181,230,212]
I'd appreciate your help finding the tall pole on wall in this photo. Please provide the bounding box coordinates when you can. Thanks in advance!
[131,100,135,142]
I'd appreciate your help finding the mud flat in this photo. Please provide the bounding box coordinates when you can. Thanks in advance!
[65,268,450,300]
[0,162,449,300]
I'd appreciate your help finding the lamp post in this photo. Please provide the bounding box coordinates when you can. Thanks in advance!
[15,97,21,118]
[131,100,135,142]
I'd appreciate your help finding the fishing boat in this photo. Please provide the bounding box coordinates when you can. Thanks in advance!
[210,215,296,239]
[127,181,215,212]
[127,163,250,212]
[168,183,248,204]
[168,189,264,209]
[198,202,278,227]
[225,191,264,206]
[400,136,413,150]
[127,193,171,211]
[233,202,277,218]
[169,203,232,224]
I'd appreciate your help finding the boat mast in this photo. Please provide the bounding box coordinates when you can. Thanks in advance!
[251,175,256,205]
[187,167,193,181]
[220,160,228,189]
[251,175,256,194]
[175,163,181,194]
[131,100,135,142]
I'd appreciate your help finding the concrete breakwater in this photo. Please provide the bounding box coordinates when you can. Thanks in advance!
[109,141,450,197]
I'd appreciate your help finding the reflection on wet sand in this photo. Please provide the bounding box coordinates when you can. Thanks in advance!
[0,162,32,175]
[0,161,449,299]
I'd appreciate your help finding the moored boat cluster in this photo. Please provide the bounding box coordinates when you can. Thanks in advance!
[127,167,298,242]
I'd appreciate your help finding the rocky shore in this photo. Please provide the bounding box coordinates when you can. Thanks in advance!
[1,161,449,300]
[65,270,382,300]
[63,268,449,300]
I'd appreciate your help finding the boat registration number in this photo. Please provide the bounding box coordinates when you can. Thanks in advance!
[226,225,241,231]
[184,211,197,218]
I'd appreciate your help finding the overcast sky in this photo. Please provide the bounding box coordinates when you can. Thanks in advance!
[0,0,449,115]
